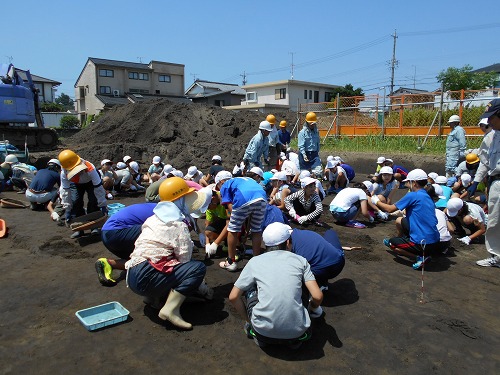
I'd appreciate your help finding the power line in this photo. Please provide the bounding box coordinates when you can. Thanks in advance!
[399,22,500,37]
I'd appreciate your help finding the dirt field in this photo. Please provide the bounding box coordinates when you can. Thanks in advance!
[1,100,498,374]
[1,153,499,374]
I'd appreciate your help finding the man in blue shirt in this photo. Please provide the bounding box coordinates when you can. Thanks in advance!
[298,112,321,176]
[278,120,291,149]
[95,202,156,285]
[25,159,61,210]
[216,172,267,271]
[291,228,345,290]
[371,169,441,269]
[243,121,271,169]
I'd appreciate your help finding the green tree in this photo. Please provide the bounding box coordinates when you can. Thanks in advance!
[436,64,497,100]
[55,93,74,110]
[40,102,64,112]
[330,84,364,100]
[59,115,80,129]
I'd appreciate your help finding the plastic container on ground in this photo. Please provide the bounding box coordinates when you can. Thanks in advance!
[107,203,126,216]
[75,301,129,331]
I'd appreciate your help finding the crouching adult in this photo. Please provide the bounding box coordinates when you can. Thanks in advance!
[229,222,323,349]
[125,177,213,330]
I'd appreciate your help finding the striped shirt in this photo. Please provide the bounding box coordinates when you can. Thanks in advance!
[284,189,323,221]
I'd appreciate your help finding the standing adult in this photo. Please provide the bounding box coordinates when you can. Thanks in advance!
[266,114,282,171]
[278,120,291,150]
[445,115,466,177]
[243,121,271,169]
[475,99,500,267]
[298,112,322,176]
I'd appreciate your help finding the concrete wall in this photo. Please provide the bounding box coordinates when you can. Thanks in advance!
[41,112,79,128]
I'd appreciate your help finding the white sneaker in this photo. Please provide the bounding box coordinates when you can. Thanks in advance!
[476,255,500,267]
[197,281,214,300]
[219,259,238,272]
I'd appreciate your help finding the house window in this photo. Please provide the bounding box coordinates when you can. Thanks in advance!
[159,75,171,83]
[325,92,334,102]
[99,69,114,77]
[309,90,312,100]
[314,91,319,103]
[304,90,308,99]
[155,90,160,94]
[246,92,257,102]
[129,72,138,80]
[275,88,286,100]
[139,73,149,81]
[129,88,149,94]
[99,86,111,94]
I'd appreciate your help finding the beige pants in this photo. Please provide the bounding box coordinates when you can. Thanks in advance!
[485,179,499,257]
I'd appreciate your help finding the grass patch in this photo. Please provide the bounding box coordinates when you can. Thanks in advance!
[291,135,482,155]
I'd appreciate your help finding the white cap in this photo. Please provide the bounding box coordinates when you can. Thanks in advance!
[448,115,460,123]
[301,177,317,188]
[435,175,447,184]
[478,118,489,126]
[326,160,339,169]
[262,222,293,247]
[270,171,287,181]
[249,166,264,178]
[100,159,111,166]
[129,161,139,173]
[270,168,278,174]
[377,156,386,164]
[170,170,184,178]
[186,166,198,178]
[163,164,173,174]
[403,168,427,182]
[299,170,311,180]
[152,156,161,164]
[259,120,272,131]
[327,155,334,162]
[116,162,127,169]
[432,184,446,199]
[428,172,439,181]
[460,173,471,187]
[446,197,464,217]
[385,158,393,164]
[333,156,344,163]
[123,155,132,163]
[48,158,61,167]
[362,181,374,193]
[212,155,222,161]
[215,170,233,185]
[379,166,394,175]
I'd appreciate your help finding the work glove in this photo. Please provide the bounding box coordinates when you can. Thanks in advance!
[371,195,380,205]
[376,211,389,221]
[205,242,218,256]
[308,304,324,318]
[100,206,108,215]
[297,216,308,224]
[198,233,206,247]
[51,212,60,221]
[288,208,297,218]
[458,236,471,245]
[467,181,479,197]
[303,154,309,162]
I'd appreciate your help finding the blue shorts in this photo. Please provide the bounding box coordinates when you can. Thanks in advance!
[101,225,142,259]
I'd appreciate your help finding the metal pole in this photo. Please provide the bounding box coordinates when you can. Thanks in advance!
[438,82,444,137]
[382,86,386,137]
[335,93,340,137]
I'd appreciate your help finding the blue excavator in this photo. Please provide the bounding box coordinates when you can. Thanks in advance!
[0,63,58,151]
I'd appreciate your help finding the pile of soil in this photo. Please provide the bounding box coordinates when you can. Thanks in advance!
[65,99,297,172]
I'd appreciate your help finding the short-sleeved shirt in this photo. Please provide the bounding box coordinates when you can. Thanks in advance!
[148,164,163,175]
[29,168,60,191]
[341,164,355,181]
[435,209,452,242]
[115,169,131,186]
[395,189,439,244]
[466,202,487,225]
[373,180,398,199]
[291,229,344,272]
[220,177,267,209]
[330,188,367,212]
[208,164,224,178]
[234,250,314,339]
[102,203,156,231]
[435,184,452,209]
[205,204,228,222]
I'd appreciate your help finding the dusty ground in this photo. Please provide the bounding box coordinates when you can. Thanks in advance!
[0,161,498,374]
[1,100,498,374]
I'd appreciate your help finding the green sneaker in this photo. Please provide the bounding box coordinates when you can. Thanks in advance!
[95,258,117,286]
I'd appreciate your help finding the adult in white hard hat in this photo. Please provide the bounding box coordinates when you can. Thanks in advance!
[243,121,271,170]
[25,158,62,210]
[445,114,466,178]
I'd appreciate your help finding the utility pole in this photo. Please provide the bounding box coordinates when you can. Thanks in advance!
[390,30,398,95]
[240,71,247,86]
[289,52,295,80]
[137,56,143,63]
[412,65,416,89]
[5,55,13,63]
[190,73,198,82]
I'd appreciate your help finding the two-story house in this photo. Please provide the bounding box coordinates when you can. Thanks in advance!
[74,58,185,122]
[16,69,61,103]
[223,79,341,113]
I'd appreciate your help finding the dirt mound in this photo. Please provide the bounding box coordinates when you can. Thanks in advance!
[65,99,297,172]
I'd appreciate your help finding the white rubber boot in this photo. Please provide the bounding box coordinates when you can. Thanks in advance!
[158,290,192,330]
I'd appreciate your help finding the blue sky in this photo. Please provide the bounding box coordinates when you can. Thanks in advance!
[6,1,499,99]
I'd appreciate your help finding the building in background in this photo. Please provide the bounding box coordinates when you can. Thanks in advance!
[74,58,186,122]
[16,69,61,103]
[185,79,245,106]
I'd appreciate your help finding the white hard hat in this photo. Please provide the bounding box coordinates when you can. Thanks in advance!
[4,154,18,163]
[249,166,264,178]
[259,120,273,131]
[48,158,62,167]
[478,118,489,126]
[448,115,461,123]
[152,156,161,164]
[262,222,293,247]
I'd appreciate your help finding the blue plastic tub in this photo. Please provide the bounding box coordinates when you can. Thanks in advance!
[107,203,126,216]
[75,301,129,331]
